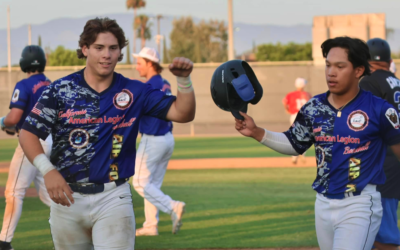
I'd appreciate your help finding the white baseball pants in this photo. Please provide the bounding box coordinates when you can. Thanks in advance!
[133,132,176,228]
[49,182,136,250]
[315,184,383,250]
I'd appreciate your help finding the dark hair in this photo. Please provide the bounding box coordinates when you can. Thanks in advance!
[143,58,163,74]
[76,17,128,62]
[321,37,371,77]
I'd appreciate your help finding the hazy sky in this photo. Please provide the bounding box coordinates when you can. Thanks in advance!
[1,0,400,30]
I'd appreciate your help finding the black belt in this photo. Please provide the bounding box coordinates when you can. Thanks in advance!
[69,179,127,194]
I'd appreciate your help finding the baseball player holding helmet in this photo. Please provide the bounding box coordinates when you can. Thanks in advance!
[214,37,400,250]
[132,47,185,236]
[359,38,400,250]
[0,45,52,250]
[18,17,195,250]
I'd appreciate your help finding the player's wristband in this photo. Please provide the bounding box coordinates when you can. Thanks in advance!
[33,153,56,176]
[177,76,194,93]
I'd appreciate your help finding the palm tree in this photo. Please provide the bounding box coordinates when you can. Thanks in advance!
[126,0,146,54]
[135,15,152,49]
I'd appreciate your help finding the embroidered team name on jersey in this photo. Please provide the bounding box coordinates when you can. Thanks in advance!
[112,118,136,130]
[347,110,369,131]
[32,80,50,94]
[67,115,125,125]
[59,109,88,119]
[113,89,133,110]
[315,135,360,145]
[385,108,400,129]
[386,76,400,89]
[343,141,371,155]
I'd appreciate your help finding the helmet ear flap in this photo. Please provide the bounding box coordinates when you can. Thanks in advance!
[210,60,263,120]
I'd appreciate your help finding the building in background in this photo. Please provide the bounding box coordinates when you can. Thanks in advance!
[312,13,386,65]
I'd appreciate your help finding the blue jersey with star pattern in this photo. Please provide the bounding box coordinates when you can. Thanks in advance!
[139,75,173,135]
[9,74,51,130]
[22,69,176,184]
[284,89,400,195]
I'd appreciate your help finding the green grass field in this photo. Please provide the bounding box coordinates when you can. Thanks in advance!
[0,168,319,250]
[0,137,315,162]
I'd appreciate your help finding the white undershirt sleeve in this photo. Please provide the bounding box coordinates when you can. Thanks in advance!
[259,128,299,156]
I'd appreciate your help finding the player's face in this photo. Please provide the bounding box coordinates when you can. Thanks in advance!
[83,32,121,78]
[325,47,364,95]
[136,58,151,78]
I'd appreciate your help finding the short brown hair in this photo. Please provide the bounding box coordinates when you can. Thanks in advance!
[144,58,163,74]
[76,17,128,61]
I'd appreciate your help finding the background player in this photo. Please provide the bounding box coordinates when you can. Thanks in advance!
[282,77,311,164]
[390,61,397,75]
[0,45,52,250]
[18,17,195,250]
[234,37,400,250]
[359,38,400,250]
[132,47,185,236]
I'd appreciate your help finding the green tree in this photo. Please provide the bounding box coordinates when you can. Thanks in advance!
[135,15,152,49]
[38,35,42,47]
[163,36,169,64]
[256,42,312,61]
[47,46,86,66]
[169,17,227,63]
[126,40,131,64]
[126,0,146,54]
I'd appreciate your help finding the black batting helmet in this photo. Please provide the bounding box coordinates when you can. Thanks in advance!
[366,38,391,63]
[210,60,263,120]
[19,45,46,73]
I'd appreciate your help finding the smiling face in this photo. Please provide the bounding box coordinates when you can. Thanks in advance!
[82,32,121,79]
[325,47,364,96]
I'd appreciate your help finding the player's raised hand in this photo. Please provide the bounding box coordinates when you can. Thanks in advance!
[169,57,193,77]
[44,169,74,207]
[235,111,265,141]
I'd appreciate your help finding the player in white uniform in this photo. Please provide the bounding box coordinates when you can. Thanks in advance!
[0,45,52,250]
[132,47,185,236]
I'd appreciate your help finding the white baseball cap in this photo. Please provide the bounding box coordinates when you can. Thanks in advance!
[390,61,397,74]
[133,47,160,63]
[295,77,307,89]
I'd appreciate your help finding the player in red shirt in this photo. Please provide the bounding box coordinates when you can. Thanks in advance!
[282,77,311,163]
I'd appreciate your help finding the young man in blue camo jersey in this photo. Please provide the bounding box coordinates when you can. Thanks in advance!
[235,37,400,250]
[18,17,195,250]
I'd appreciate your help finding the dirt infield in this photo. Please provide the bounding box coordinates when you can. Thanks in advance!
[0,156,316,198]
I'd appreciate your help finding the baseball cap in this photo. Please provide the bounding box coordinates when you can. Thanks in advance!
[133,47,160,63]
[390,61,397,74]
[295,77,307,89]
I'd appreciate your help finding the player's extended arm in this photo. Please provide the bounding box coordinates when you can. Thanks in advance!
[166,57,196,123]
[0,108,23,135]
[19,129,74,206]
[235,111,299,155]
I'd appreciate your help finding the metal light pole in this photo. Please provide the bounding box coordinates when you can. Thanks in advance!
[227,0,235,60]
[156,15,163,53]
[28,24,32,45]
[7,6,11,72]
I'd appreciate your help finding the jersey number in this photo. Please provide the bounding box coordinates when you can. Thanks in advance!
[394,91,400,111]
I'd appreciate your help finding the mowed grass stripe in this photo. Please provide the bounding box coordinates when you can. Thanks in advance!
[0,137,315,162]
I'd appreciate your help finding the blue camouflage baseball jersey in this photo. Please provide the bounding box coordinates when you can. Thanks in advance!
[22,69,176,184]
[9,74,51,130]
[139,75,173,135]
[284,89,400,195]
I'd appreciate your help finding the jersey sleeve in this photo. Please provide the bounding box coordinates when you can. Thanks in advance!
[282,94,289,105]
[379,102,400,146]
[9,81,29,110]
[283,105,315,154]
[21,82,59,140]
[142,84,176,120]
[359,77,382,98]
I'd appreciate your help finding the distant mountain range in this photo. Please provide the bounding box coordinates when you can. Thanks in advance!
[1,12,399,66]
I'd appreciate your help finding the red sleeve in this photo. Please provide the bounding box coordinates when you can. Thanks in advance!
[282,93,290,105]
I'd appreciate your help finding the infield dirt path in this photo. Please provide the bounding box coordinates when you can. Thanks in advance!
[0,156,316,197]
